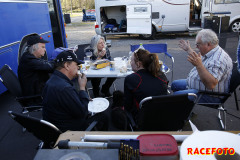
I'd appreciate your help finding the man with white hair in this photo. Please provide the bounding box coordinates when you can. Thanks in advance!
[171,29,233,103]
[18,34,54,97]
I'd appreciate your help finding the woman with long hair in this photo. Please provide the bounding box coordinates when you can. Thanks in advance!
[124,48,169,121]
[89,35,116,97]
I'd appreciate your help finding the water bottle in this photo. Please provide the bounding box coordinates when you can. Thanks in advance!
[139,43,144,49]
[129,51,133,58]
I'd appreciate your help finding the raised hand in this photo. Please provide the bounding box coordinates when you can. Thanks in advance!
[179,39,191,52]
[187,51,202,67]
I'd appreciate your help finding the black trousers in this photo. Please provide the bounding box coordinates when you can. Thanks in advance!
[90,77,116,93]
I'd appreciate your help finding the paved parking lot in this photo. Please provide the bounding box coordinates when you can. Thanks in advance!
[66,18,240,131]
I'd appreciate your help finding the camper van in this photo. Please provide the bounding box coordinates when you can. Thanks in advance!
[95,0,240,39]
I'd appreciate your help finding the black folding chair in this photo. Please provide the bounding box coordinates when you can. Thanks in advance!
[0,64,42,113]
[197,63,240,130]
[8,111,62,149]
[74,43,91,61]
[136,93,197,131]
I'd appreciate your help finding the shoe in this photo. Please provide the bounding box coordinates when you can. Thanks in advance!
[101,88,112,97]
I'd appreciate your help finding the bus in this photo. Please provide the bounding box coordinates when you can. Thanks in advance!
[0,0,68,94]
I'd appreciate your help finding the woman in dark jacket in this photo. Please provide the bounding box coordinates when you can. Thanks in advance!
[124,48,169,121]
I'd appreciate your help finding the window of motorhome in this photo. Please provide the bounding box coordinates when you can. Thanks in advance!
[134,7,148,12]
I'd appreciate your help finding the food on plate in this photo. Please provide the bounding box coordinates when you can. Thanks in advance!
[93,59,110,69]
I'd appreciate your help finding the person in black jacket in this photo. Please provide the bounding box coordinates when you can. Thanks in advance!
[89,35,116,97]
[18,34,54,98]
[124,49,169,122]
[42,50,108,132]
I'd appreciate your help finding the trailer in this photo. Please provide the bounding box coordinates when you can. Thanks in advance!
[94,0,240,39]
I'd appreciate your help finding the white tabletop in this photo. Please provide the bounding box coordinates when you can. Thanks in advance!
[83,65,133,78]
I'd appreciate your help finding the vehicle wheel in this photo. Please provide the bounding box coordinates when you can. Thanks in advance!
[229,20,240,32]
[139,26,156,40]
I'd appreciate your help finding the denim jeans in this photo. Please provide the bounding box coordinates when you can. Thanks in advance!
[171,79,222,103]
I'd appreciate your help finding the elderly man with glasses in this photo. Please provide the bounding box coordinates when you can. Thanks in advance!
[171,29,233,103]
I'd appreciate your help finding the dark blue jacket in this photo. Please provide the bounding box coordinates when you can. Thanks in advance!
[42,70,89,132]
[18,51,54,96]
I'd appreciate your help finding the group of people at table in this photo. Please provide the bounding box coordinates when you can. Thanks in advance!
[17,29,240,132]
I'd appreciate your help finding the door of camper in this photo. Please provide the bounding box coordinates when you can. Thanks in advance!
[126,4,152,34]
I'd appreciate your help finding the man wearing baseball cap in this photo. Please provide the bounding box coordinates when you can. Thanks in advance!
[42,50,108,132]
[18,34,54,101]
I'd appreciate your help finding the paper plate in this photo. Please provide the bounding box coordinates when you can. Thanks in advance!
[88,98,109,113]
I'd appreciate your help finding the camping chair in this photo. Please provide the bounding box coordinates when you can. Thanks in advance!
[74,43,91,61]
[130,43,174,84]
[0,64,42,114]
[135,93,197,131]
[196,63,240,130]
[8,111,62,149]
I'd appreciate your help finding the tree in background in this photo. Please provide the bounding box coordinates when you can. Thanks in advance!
[61,0,95,13]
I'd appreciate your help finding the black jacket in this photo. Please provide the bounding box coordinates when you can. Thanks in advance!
[42,70,89,132]
[124,69,168,118]
[18,51,54,96]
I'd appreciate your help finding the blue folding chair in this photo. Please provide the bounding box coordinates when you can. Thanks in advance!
[130,43,174,83]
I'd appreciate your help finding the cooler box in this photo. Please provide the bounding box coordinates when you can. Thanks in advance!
[104,24,115,33]
[137,134,179,160]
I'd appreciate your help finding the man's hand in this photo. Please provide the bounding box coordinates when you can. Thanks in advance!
[179,40,190,51]
[78,73,87,90]
[187,51,202,67]
[179,40,194,54]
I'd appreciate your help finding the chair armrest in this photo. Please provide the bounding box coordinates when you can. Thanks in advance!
[16,94,42,102]
[165,52,173,58]
[125,111,137,129]
[85,121,98,131]
[198,90,231,97]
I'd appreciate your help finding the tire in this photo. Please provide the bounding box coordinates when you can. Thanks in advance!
[139,26,156,40]
[229,19,240,32]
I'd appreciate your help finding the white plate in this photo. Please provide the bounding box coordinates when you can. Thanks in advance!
[88,98,109,113]
[180,130,240,160]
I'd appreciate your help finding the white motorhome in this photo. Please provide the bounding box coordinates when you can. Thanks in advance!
[95,0,240,39]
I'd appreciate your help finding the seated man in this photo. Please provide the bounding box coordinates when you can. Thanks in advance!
[18,34,54,97]
[42,50,108,132]
[171,29,233,103]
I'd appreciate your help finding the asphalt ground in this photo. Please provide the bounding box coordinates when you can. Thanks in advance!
[0,16,239,160]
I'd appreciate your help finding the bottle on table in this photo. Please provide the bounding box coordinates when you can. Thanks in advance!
[139,43,144,49]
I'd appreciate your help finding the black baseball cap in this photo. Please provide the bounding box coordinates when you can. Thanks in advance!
[27,34,49,46]
[55,50,84,65]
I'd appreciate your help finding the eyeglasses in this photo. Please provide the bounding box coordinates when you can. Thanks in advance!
[195,42,202,47]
